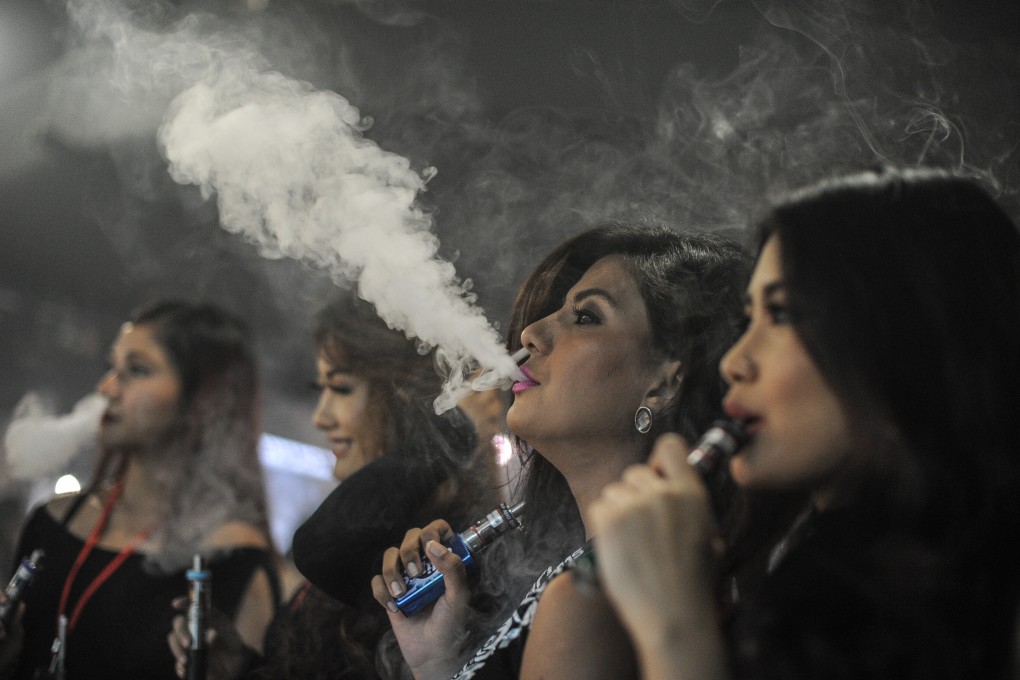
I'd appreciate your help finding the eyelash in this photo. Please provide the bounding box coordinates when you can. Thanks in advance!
[736,301,791,334]
[311,381,355,396]
[571,305,601,325]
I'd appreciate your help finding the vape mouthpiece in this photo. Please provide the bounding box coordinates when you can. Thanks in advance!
[469,348,530,392]
[685,419,748,476]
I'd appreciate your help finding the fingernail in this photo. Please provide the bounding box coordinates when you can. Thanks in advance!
[406,562,420,578]
[426,540,446,559]
[386,601,399,613]
[389,580,403,597]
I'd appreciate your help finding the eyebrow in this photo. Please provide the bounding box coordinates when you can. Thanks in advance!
[743,280,787,306]
[763,281,786,298]
[571,287,619,307]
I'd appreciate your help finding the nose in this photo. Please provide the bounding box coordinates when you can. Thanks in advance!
[720,330,755,385]
[96,369,119,399]
[312,390,335,430]
[519,314,553,357]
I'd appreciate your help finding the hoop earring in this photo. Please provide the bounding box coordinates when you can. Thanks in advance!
[634,406,653,434]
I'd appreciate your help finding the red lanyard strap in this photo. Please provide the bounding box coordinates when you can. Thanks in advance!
[56,481,155,634]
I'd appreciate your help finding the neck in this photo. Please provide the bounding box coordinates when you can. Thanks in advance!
[110,456,168,521]
[543,437,646,540]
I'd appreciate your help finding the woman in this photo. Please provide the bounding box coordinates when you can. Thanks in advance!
[168,294,498,679]
[1,300,279,680]
[590,168,1020,679]
[371,222,751,680]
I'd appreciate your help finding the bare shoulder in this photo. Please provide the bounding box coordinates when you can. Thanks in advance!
[202,520,271,550]
[520,570,639,680]
[44,492,99,524]
[44,493,81,518]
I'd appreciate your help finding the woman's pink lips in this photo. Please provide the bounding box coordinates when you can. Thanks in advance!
[512,366,540,393]
[329,439,353,458]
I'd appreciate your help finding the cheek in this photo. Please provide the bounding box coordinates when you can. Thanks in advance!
[132,390,180,422]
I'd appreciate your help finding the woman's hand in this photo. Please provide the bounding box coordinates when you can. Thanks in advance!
[371,520,472,680]
[589,434,727,680]
[167,597,255,680]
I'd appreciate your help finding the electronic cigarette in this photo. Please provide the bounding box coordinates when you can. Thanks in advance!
[685,419,748,476]
[0,549,44,628]
[395,501,525,616]
[574,419,748,591]
[185,554,211,680]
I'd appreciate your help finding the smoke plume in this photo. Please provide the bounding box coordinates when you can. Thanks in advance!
[61,0,521,413]
[3,392,104,481]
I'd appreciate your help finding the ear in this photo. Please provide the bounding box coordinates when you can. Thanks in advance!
[641,359,682,414]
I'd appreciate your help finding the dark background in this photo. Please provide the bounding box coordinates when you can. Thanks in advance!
[1,0,1018,556]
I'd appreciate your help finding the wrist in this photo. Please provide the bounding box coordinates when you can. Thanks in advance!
[632,609,727,680]
[412,656,464,680]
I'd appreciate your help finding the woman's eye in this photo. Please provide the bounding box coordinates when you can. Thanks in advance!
[766,303,791,325]
[572,306,601,325]
[313,381,354,395]
[125,363,151,378]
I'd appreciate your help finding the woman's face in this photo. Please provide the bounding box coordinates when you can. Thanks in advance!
[312,350,384,482]
[720,235,852,504]
[97,323,183,452]
[507,255,668,459]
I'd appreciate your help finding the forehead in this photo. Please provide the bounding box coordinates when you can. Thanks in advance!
[316,350,353,375]
[749,236,783,292]
[569,255,640,298]
[112,323,165,358]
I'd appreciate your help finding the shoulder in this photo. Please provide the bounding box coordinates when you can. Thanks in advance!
[520,571,638,680]
[44,493,86,519]
[202,520,271,550]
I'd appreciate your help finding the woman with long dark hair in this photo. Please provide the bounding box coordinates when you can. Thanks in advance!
[591,168,1020,680]
[168,293,498,679]
[1,300,279,679]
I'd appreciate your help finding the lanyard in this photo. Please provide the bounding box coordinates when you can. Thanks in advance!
[56,480,156,634]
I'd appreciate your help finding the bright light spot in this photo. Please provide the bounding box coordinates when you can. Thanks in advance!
[258,433,334,480]
[54,474,81,495]
[493,433,514,466]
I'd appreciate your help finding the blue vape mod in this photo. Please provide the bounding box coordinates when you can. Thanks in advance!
[395,501,525,616]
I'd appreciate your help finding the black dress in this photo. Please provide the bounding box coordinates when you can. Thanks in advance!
[9,505,279,680]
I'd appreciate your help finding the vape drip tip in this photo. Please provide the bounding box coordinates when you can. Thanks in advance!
[0,549,44,628]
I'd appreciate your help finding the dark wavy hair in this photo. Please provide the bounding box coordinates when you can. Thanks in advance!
[498,221,751,581]
[272,295,497,680]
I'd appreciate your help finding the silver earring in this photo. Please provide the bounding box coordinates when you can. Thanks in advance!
[634,406,653,434]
